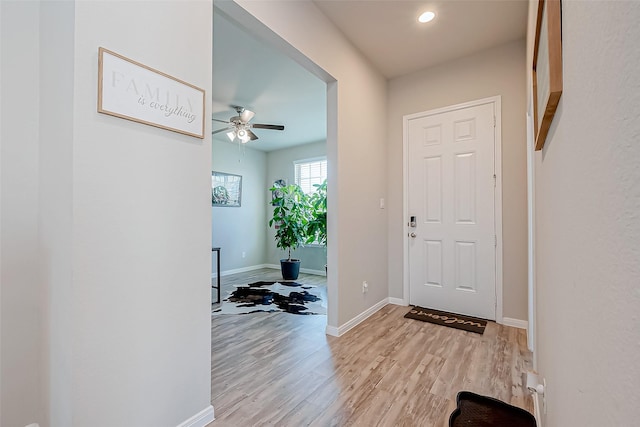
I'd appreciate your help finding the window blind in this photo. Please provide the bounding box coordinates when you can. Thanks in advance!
[294,158,327,194]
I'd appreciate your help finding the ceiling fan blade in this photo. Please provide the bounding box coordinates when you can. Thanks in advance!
[252,124,285,131]
[212,127,233,135]
[247,129,259,141]
[212,118,230,124]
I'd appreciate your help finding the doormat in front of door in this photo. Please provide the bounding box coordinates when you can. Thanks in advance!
[404,306,487,334]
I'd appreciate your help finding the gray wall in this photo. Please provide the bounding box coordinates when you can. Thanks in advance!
[1,2,44,425]
[212,139,267,272]
[234,0,389,329]
[387,40,528,321]
[211,139,327,274]
[529,1,640,425]
[1,1,214,426]
[266,141,327,272]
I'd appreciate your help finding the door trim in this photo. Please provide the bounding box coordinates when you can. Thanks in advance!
[527,111,537,362]
[402,96,503,323]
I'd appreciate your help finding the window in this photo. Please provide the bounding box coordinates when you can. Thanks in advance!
[294,157,327,194]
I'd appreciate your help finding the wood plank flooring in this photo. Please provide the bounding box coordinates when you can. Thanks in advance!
[209,269,532,426]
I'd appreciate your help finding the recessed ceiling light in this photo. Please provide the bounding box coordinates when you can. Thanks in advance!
[418,11,435,23]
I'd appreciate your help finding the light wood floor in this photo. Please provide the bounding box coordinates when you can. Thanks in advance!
[209,269,532,426]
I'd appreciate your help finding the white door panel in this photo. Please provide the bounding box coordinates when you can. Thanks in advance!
[408,102,496,320]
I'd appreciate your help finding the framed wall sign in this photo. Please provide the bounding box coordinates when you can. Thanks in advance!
[98,47,206,139]
[532,0,563,151]
[212,172,242,207]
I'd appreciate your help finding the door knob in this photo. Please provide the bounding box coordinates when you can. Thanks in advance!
[410,232,417,238]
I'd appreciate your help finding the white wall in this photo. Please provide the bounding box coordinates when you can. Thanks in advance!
[266,141,327,272]
[1,2,45,425]
[69,2,213,425]
[212,140,267,272]
[39,1,75,424]
[228,0,388,328]
[387,40,528,321]
[530,1,640,425]
[1,1,214,426]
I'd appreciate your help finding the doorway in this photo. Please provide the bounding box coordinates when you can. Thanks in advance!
[213,2,338,330]
[404,97,503,320]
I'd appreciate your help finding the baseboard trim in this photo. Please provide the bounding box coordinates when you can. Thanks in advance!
[501,317,528,330]
[176,405,214,427]
[211,263,325,279]
[300,267,326,276]
[264,264,326,277]
[325,324,340,337]
[325,298,389,337]
[388,297,407,306]
[533,392,542,427]
[212,264,269,278]
[300,268,327,277]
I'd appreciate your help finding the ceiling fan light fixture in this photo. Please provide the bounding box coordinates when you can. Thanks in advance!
[239,109,255,123]
[213,105,284,144]
[235,128,249,143]
[418,11,435,23]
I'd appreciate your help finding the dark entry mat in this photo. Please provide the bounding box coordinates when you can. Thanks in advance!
[404,306,487,334]
[449,391,537,427]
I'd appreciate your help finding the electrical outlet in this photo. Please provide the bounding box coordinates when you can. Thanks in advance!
[242,251,246,258]
[362,281,368,293]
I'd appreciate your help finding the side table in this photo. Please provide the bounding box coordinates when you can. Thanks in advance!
[212,247,221,304]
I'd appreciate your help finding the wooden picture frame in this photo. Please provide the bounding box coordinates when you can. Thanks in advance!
[532,0,563,151]
[98,47,206,139]
[212,172,242,207]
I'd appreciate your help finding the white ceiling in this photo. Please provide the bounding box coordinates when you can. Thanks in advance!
[212,1,528,152]
[313,0,528,79]
[212,11,327,152]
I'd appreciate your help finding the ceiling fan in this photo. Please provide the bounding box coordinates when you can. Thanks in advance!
[212,106,285,143]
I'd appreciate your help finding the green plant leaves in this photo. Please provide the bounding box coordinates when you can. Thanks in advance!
[268,180,327,259]
[268,184,312,260]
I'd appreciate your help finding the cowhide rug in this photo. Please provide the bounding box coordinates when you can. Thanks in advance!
[212,281,326,316]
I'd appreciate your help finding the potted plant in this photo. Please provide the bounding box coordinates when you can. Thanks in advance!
[268,184,311,280]
[306,179,327,275]
[306,179,327,247]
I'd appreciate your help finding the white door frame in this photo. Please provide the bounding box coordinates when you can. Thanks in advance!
[402,96,504,323]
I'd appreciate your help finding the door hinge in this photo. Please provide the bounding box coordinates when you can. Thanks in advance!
[494,235,497,247]
[493,115,496,127]
[493,174,496,187]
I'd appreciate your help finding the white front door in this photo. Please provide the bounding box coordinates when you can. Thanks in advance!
[407,100,497,320]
